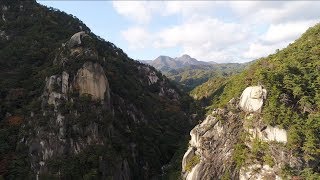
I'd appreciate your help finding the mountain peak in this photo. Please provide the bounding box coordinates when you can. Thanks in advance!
[148,54,211,71]
[181,54,191,59]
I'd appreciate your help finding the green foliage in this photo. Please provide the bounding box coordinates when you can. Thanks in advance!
[280,164,295,178]
[0,1,195,179]
[164,63,248,92]
[263,154,275,167]
[251,138,268,158]
[190,77,227,100]
[233,143,249,169]
[160,137,189,180]
[185,155,200,172]
[221,169,231,180]
[301,168,320,180]
[46,145,106,179]
[204,23,320,174]
[302,115,320,163]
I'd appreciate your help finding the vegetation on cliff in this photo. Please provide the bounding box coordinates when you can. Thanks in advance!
[200,23,320,177]
[0,1,195,179]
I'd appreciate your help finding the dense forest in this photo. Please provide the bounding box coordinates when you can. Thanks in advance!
[0,0,319,179]
[198,23,320,178]
[0,1,196,179]
[164,63,248,92]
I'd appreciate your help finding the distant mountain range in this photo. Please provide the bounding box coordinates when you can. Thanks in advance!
[140,54,250,91]
[141,54,216,71]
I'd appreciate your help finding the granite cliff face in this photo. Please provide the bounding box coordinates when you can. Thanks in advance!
[0,1,193,178]
[75,61,109,101]
[22,32,114,178]
[182,86,302,180]
[183,108,242,180]
[16,30,192,179]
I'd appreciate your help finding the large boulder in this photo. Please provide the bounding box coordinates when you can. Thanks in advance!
[189,114,218,148]
[74,62,110,101]
[239,86,267,113]
[239,164,281,180]
[68,31,86,48]
[248,126,287,143]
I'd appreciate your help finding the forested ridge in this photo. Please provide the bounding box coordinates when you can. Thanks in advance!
[0,1,195,178]
[198,23,320,178]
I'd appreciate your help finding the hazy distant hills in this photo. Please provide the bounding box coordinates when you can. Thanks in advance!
[141,54,216,71]
[140,54,249,91]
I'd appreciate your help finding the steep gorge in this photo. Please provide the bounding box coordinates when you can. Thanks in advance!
[1,0,320,180]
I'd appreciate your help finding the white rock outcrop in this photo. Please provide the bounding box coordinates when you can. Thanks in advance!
[182,147,195,172]
[68,31,86,48]
[249,126,287,143]
[186,164,201,180]
[147,71,159,85]
[47,92,62,106]
[75,62,109,100]
[62,71,69,94]
[239,86,267,113]
[189,115,218,148]
[240,164,281,180]
[45,75,59,92]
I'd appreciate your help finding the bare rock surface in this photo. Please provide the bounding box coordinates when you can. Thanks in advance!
[239,86,267,113]
[75,61,109,100]
[182,85,301,180]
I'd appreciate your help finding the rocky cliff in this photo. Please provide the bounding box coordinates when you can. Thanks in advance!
[182,86,303,180]
[0,1,193,179]
[22,32,113,178]
[19,30,191,179]
[181,23,320,179]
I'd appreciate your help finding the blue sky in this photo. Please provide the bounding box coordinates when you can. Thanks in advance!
[38,1,320,63]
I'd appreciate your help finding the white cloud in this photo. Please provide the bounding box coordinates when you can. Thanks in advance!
[114,1,320,62]
[243,20,318,59]
[244,42,289,59]
[155,17,248,48]
[152,17,251,62]
[112,1,162,24]
[121,27,151,49]
[163,1,218,17]
[229,1,320,24]
[261,20,318,44]
[121,17,250,62]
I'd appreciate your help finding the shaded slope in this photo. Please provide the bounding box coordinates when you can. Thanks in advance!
[0,1,194,179]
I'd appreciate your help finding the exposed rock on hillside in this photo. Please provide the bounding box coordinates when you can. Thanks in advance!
[239,86,267,113]
[248,125,287,143]
[75,61,109,101]
[182,86,302,180]
[22,32,114,177]
[182,105,242,180]
[68,31,86,48]
[3,18,191,177]
[0,1,193,178]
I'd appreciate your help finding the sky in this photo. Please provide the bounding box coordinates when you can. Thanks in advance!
[38,1,320,63]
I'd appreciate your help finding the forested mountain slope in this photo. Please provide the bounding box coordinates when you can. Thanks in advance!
[181,23,320,179]
[144,55,248,92]
[147,54,211,71]
[0,1,194,179]
[166,63,248,92]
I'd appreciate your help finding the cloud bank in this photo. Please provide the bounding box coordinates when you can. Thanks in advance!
[113,1,320,62]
